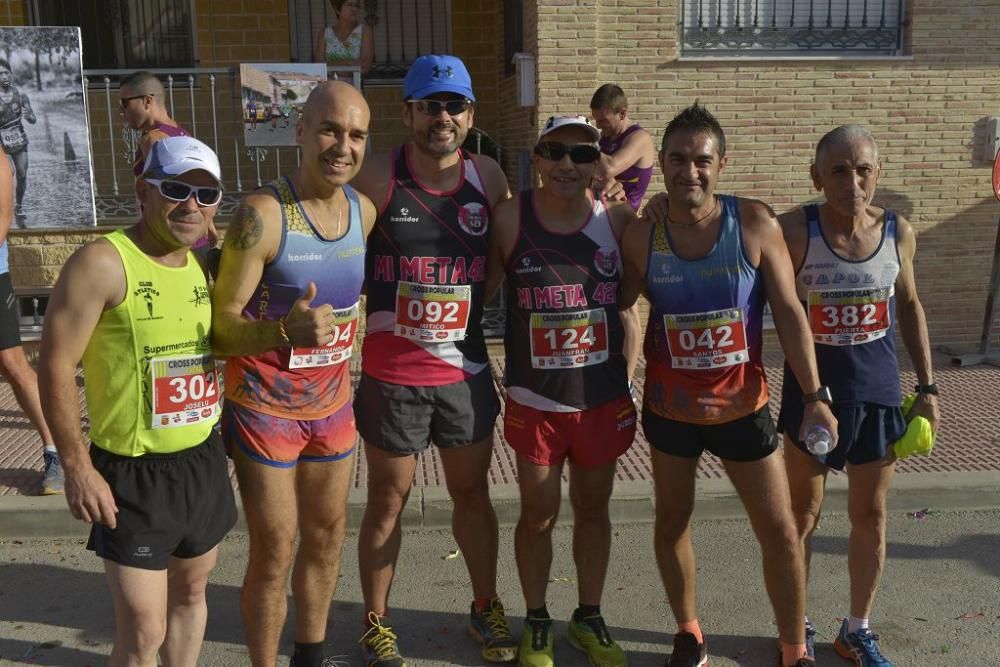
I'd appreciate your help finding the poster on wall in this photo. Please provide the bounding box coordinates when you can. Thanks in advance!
[1,26,95,229]
[240,63,327,148]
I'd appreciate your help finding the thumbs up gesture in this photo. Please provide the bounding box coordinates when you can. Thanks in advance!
[281,282,335,347]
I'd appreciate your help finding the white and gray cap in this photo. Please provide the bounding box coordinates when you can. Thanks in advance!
[142,135,222,185]
[538,115,601,143]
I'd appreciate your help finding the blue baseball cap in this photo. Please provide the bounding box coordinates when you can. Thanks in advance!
[403,54,475,102]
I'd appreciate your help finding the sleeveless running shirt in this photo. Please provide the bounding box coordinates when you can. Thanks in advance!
[224,178,365,419]
[782,204,902,406]
[504,192,628,412]
[362,145,491,386]
[598,124,653,212]
[83,229,218,456]
[132,122,190,176]
[0,88,29,154]
[643,195,768,425]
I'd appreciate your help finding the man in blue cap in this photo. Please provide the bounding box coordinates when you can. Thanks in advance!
[351,54,515,666]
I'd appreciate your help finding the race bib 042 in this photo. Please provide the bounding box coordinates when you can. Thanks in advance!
[394,281,471,342]
[289,302,359,368]
[150,354,221,429]
[808,287,892,346]
[664,307,749,370]
[529,308,609,369]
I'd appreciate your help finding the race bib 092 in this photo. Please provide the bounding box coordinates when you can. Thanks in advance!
[394,281,471,342]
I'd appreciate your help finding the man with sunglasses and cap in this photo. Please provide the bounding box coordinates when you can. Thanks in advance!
[485,115,639,667]
[620,103,837,667]
[212,81,375,667]
[350,54,515,666]
[38,135,236,666]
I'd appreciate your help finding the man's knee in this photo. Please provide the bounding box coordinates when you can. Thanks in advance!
[758,517,802,561]
[168,573,210,608]
[247,530,297,582]
[299,513,349,556]
[120,613,167,658]
[655,500,695,541]
[0,347,30,379]
[570,492,610,522]
[517,500,559,536]
[848,498,888,533]
[448,477,491,512]
[791,504,822,540]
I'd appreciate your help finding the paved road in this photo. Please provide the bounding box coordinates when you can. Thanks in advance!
[2,509,998,666]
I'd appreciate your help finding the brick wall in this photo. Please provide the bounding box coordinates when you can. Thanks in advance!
[504,0,1000,347]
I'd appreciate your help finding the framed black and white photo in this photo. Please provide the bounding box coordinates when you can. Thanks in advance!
[0,26,96,229]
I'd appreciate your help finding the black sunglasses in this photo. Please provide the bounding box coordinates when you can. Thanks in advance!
[534,141,601,164]
[408,98,473,117]
[145,178,223,207]
[119,93,153,110]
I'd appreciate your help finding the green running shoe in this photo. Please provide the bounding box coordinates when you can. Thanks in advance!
[567,614,627,667]
[518,616,554,667]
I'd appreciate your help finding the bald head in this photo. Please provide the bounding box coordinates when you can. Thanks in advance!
[815,124,879,167]
[302,80,369,126]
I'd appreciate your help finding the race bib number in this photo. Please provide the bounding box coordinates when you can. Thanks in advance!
[150,354,221,429]
[289,302,359,368]
[529,308,608,369]
[808,287,892,346]
[0,124,26,152]
[664,307,749,370]
[394,282,471,342]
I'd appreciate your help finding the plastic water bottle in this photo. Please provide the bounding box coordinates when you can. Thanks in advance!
[804,425,834,456]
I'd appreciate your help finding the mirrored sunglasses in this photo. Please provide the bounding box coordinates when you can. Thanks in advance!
[145,178,223,207]
[409,98,473,117]
[534,141,601,164]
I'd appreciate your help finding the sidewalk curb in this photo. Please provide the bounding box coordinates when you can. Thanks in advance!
[3,471,998,539]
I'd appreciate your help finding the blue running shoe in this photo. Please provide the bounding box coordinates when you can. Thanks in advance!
[41,450,64,495]
[834,619,893,666]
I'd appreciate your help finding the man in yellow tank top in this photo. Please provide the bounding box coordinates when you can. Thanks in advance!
[38,136,236,666]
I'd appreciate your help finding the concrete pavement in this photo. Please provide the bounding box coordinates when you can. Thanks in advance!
[2,508,999,666]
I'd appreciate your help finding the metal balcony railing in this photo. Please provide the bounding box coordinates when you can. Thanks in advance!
[680,0,905,56]
[82,65,362,220]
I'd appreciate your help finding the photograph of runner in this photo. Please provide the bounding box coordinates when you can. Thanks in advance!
[0,26,95,229]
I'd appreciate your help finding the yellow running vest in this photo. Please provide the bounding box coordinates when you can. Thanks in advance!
[82,229,219,456]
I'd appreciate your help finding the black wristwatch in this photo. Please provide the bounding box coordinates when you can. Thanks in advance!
[803,386,833,405]
[915,383,939,396]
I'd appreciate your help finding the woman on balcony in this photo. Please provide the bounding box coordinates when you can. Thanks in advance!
[313,0,374,76]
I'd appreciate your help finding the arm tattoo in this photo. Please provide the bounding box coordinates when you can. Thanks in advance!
[226,203,264,250]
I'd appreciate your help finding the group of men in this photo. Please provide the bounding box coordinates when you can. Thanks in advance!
[28,51,938,667]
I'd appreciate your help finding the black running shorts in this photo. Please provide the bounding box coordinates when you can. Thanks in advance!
[354,369,500,454]
[642,405,778,462]
[87,434,237,570]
